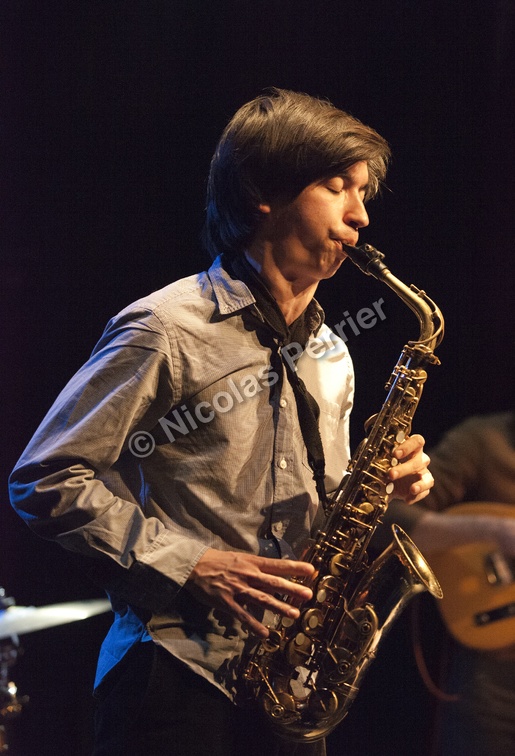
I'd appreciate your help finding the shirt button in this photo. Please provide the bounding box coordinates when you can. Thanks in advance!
[279,398,287,408]
[278,458,288,470]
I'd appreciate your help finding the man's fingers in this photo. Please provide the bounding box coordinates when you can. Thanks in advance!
[230,588,304,638]
[186,549,315,631]
[248,572,313,603]
[389,451,431,480]
[235,588,301,619]
[393,433,425,460]
[416,469,434,491]
[250,558,314,601]
[225,597,270,638]
[257,556,315,578]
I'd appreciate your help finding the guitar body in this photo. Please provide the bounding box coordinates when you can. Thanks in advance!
[428,502,515,651]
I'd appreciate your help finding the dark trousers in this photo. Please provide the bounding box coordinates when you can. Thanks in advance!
[437,644,515,756]
[93,641,326,756]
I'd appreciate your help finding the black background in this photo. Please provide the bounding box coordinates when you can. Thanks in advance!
[1,2,514,754]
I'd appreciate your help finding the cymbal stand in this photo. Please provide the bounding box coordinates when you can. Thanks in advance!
[0,590,29,753]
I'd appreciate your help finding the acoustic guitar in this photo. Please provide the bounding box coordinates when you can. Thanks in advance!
[428,502,515,651]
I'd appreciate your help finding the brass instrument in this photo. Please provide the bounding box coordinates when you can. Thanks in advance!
[242,243,445,742]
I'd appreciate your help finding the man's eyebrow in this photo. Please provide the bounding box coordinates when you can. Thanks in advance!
[339,170,369,190]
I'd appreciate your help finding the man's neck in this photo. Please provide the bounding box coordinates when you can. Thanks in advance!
[244,250,317,325]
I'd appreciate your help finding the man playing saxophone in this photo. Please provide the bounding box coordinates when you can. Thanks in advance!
[9,88,433,756]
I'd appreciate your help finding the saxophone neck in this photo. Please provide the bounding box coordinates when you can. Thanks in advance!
[343,243,444,358]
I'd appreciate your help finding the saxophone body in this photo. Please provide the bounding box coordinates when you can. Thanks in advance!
[242,243,445,742]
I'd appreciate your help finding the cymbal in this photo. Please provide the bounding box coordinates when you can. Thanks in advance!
[0,599,111,640]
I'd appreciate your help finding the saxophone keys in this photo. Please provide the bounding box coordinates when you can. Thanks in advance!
[262,629,282,652]
[315,575,341,604]
[285,632,313,666]
[324,646,356,682]
[317,587,327,603]
[329,553,349,577]
[263,691,298,724]
[301,608,324,636]
[307,689,339,721]
[363,413,378,432]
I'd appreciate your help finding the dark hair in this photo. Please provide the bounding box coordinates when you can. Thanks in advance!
[203,88,390,260]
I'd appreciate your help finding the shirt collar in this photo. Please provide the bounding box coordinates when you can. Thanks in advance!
[207,255,257,315]
[207,254,325,337]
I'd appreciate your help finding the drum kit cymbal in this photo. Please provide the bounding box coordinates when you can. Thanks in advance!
[0,587,110,752]
[0,598,110,640]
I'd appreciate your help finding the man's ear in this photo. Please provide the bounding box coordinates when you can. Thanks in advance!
[258,202,271,214]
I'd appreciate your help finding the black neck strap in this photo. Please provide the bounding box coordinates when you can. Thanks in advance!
[224,254,328,506]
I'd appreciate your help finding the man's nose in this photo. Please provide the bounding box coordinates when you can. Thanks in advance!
[345,194,369,229]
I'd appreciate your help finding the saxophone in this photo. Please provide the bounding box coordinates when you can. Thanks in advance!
[241,242,445,742]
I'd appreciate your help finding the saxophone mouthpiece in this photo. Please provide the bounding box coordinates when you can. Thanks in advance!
[343,243,389,279]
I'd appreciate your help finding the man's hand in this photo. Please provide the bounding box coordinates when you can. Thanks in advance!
[412,508,515,558]
[388,433,433,505]
[185,549,314,638]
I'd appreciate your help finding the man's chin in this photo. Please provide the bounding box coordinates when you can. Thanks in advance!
[322,257,346,279]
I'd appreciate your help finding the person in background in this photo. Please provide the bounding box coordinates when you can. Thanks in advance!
[387,411,515,756]
[8,89,433,756]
